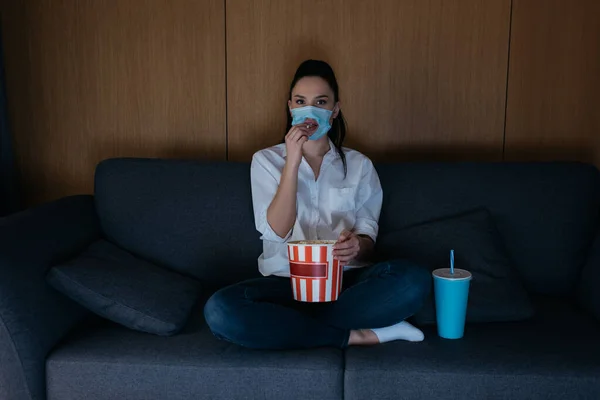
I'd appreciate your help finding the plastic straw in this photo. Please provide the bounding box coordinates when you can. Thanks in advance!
[450,249,455,275]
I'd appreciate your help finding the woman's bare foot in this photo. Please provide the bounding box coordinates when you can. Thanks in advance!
[348,329,380,346]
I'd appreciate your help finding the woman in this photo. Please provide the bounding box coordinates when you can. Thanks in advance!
[204,60,430,349]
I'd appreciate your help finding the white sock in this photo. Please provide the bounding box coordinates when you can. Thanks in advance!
[371,321,425,343]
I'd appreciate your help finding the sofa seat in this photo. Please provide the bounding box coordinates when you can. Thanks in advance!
[344,297,600,400]
[46,300,344,400]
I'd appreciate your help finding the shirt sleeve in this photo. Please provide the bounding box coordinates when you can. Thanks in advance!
[251,152,293,242]
[353,158,383,243]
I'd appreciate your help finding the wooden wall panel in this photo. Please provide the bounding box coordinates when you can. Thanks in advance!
[1,0,226,205]
[505,0,600,165]
[226,0,511,162]
[5,0,596,206]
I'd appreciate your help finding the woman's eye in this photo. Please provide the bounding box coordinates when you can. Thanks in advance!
[316,100,327,106]
[295,99,305,105]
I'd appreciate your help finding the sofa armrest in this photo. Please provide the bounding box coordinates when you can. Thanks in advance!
[579,226,600,322]
[0,195,101,400]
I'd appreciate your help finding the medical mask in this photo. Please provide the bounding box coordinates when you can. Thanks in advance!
[290,106,333,141]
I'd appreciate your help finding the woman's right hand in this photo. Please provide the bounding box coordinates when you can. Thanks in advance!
[267,125,307,238]
[285,125,309,168]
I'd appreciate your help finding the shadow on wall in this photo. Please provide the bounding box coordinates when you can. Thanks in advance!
[503,144,597,165]
[358,144,504,163]
[349,131,598,166]
[361,144,597,165]
[22,136,226,206]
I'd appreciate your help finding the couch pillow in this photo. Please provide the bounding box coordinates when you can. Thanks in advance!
[47,240,201,336]
[376,208,534,324]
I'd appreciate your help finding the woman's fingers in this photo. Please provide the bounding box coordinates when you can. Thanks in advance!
[286,125,310,144]
[294,130,309,143]
[335,252,359,263]
[333,247,358,257]
[333,241,354,251]
[286,127,298,142]
[334,235,358,250]
[333,234,359,261]
[289,126,306,140]
[337,230,353,243]
[294,126,309,139]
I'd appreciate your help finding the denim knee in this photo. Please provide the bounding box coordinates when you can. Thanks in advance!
[204,287,239,340]
[388,260,432,302]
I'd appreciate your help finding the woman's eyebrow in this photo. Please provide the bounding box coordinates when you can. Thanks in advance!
[293,94,329,99]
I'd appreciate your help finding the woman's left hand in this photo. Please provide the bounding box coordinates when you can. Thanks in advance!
[333,230,360,263]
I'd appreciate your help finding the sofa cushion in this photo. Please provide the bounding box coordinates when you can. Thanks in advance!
[376,162,600,295]
[46,299,343,400]
[579,228,600,321]
[94,159,263,289]
[376,208,534,324]
[47,240,201,336]
[344,297,600,400]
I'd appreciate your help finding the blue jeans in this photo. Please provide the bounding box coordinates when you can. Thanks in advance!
[204,259,431,349]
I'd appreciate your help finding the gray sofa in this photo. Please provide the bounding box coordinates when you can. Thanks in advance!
[1,158,600,400]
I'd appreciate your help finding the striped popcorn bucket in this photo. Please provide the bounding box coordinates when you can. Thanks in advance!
[287,240,343,302]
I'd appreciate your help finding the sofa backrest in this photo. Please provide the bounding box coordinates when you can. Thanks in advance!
[95,159,600,295]
[376,162,600,295]
[95,159,262,289]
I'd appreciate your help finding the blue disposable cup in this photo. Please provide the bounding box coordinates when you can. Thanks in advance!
[432,268,472,339]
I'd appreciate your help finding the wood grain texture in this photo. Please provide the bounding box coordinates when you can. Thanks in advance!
[226,0,511,161]
[1,0,226,205]
[505,0,600,165]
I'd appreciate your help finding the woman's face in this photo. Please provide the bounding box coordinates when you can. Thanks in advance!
[288,76,340,127]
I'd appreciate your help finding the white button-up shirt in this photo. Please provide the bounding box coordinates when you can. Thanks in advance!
[250,139,383,277]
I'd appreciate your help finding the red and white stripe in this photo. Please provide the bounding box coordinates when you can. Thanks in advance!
[288,244,343,302]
